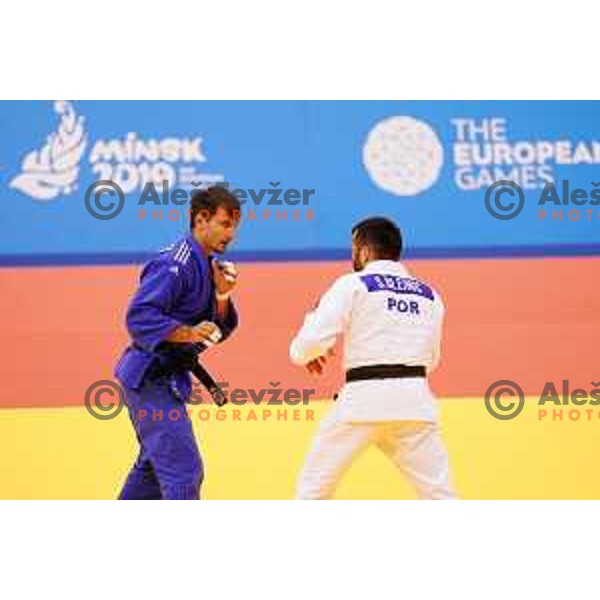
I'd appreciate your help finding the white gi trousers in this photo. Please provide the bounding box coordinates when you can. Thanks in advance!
[295,378,456,499]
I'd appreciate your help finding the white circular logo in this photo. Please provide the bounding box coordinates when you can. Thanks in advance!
[362,116,444,196]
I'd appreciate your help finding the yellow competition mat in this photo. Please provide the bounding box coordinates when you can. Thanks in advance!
[1,398,599,499]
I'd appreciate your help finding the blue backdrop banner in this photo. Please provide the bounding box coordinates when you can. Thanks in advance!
[2,100,600,264]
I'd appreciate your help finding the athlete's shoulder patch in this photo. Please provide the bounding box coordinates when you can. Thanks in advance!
[159,243,176,254]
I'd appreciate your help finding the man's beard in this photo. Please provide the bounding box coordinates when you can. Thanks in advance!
[352,257,364,272]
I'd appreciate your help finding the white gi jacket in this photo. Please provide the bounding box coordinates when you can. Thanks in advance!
[290,260,444,422]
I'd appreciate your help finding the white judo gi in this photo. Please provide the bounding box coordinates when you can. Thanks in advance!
[290,259,455,499]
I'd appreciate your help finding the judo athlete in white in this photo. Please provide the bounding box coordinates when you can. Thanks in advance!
[290,217,456,499]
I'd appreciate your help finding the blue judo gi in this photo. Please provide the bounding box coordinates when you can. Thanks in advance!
[115,235,238,500]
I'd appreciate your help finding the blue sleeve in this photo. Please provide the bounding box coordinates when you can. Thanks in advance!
[125,258,185,352]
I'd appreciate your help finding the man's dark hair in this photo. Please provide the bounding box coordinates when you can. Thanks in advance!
[190,185,241,229]
[351,217,402,260]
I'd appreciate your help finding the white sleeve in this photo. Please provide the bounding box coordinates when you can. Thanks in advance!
[289,275,357,365]
[428,293,445,373]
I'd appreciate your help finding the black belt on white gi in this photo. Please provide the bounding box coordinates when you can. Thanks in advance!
[345,364,426,383]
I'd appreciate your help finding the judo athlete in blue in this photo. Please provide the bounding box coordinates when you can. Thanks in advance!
[115,186,241,500]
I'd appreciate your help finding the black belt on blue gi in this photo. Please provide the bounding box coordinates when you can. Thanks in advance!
[189,361,227,406]
[140,343,228,406]
[345,364,426,383]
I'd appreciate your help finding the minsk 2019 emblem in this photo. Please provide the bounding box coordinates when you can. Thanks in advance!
[10,100,87,201]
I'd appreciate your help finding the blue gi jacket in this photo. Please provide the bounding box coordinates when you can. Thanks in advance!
[114,235,238,392]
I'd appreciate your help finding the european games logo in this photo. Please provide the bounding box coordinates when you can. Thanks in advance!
[363,114,600,197]
[9,101,224,202]
[362,116,444,196]
[10,101,87,200]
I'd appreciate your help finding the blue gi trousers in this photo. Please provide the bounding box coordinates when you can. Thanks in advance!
[119,377,203,500]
